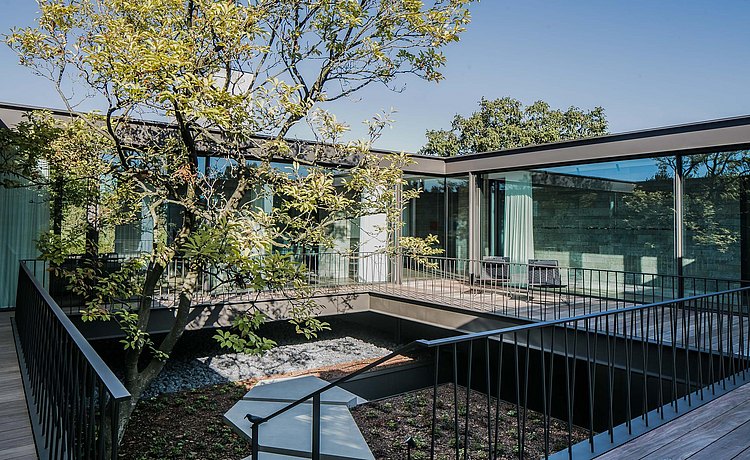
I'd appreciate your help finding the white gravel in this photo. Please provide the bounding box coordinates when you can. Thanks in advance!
[142,336,391,399]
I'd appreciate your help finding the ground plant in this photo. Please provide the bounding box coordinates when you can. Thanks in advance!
[351,384,589,459]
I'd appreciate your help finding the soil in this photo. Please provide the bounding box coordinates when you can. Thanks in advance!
[118,355,411,460]
[119,357,587,460]
[351,384,590,460]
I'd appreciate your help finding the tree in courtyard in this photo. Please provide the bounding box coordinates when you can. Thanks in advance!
[4,0,473,441]
[419,96,608,156]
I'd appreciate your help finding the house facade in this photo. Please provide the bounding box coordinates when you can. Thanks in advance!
[3,101,750,307]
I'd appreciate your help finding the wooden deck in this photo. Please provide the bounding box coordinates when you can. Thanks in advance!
[0,312,37,460]
[598,380,750,459]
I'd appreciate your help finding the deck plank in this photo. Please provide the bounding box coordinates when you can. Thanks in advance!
[689,419,750,459]
[0,312,37,460]
[596,381,750,459]
[643,399,750,459]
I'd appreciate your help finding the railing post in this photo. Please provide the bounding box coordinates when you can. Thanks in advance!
[251,423,259,460]
[312,393,321,460]
[468,172,481,278]
[392,252,403,285]
[393,181,403,285]
[245,414,262,460]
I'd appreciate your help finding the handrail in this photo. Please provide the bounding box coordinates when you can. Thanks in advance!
[255,340,423,425]
[21,252,750,321]
[259,285,750,424]
[253,283,750,459]
[18,261,131,400]
[417,285,750,347]
[25,252,750,286]
[14,261,131,459]
[405,253,750,286]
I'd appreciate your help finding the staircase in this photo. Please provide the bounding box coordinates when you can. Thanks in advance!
[224,375,374,460]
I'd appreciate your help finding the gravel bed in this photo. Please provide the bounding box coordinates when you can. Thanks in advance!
[142,336,392,399]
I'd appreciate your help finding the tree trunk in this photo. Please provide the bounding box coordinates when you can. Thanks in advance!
[117,266,201,443]
[52,176,63,235]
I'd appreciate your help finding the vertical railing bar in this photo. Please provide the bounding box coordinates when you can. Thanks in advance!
[430,346,439,460]
[484,338,492,459]
[312,393,321,460]
[564,322,574,459]
[463,341,473,460]
[453,343,459,460]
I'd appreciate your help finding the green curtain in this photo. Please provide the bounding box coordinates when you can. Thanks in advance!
[0,180,49,308]
[503,171,535,266]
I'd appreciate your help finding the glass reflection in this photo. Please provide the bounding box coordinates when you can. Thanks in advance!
[402,175,469,259]
[682,151,750,280]
[481,157,675,274]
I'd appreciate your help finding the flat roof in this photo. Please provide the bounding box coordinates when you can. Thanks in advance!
[438,114,750,175]
[3,101,750,176]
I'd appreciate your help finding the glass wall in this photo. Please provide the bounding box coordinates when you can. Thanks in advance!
[682,150,750,280]
[105,149,750,284]
[480,157,675,274]
[403,175,469,259]
[404,176,445,247]
[446,178,469,260]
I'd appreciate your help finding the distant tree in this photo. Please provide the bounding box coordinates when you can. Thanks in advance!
[419,97,608,156]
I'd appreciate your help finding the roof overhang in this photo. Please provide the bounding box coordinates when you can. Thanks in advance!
[3,102,750,176]
[438,115,750,175]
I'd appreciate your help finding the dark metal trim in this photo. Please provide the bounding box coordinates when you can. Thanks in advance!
[5,100,750,177]
[17,263,130,399]
[443,114,750,162]
[674,155,685,297]
[417,285,750,347]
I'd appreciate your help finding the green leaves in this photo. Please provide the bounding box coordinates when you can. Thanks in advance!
[214,314,277,354]
[420,97,609,156]
[3,1,478,428]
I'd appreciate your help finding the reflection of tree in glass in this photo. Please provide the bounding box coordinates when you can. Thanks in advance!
[623,189,673,233]
[625,151,750,253]
[682,151,750,253]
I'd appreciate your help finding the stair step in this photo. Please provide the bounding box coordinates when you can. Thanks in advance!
[242,453,305,460]
[242,375,366,408]
[224,400,373,460]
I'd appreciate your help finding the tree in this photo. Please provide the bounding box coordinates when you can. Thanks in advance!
[419,96,608,156]
[4,0,474,441]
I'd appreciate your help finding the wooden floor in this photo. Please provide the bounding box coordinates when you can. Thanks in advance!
[598,380,750,459]
[0,312,37,460]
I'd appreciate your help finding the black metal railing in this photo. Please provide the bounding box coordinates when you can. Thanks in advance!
[249,286,750,459]
[23,251,391,314]
[244,339,423,460]
[24,252,749,326]
[396,254,748,321]
[14,262,131,459]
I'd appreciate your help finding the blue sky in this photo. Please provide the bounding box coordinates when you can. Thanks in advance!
[1,1,749,153]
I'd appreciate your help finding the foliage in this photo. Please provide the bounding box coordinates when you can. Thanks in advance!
[4,0,475,438]
[419,97,608,156]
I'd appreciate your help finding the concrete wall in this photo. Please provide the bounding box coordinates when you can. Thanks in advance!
[74,290,528,341]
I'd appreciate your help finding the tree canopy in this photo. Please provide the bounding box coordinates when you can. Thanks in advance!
[419,96,608,156]
[4,0,474,439]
